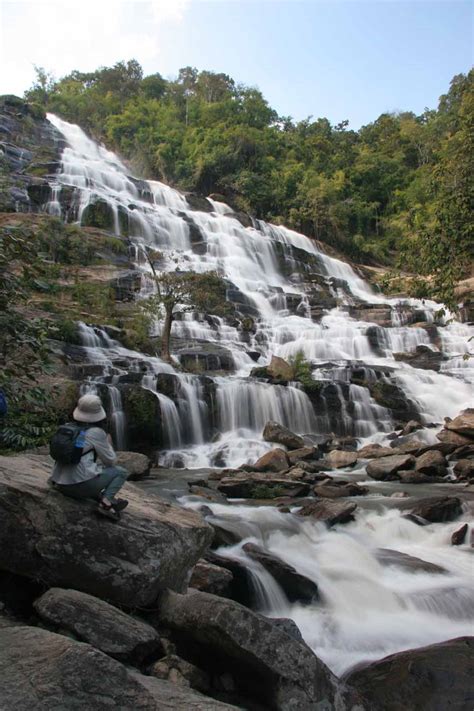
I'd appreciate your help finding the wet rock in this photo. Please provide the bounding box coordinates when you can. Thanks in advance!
[178,347,234,373]
[184,193,214,212]
[410,496,462,523]
[285,465,307,480]
[188,484,228,503]
[34,587,161,663]
[453,459,474,479]
[116,451,152,480]
[375,549,446,574]
[417,441,458,457]
[217,476,309,499]
[437,428,473,447]
[449,444,474,460]
[451,523,469,545]
[271,617,306,644]
[0,454,213,608]
[296,500,357,526]
[262,421,304,450]
[287,446,317,464]
[267,355,294,382]
[148,654,211,693]
[369,381,419,423]
[415,450,447,477]
[253,447,290,472]
[349,304,392,327]
[210,523,242,548]
[398,470,435,484]
[390,438,425,455]
[313,480,368,498]
[357,444,394,459]
[345,636,474,711]
[445,408,474,438]
[189,560,233,597]
[204,552,255,608]
[242,543,319,603]
[120,384,162,448]
[325,449,358,468]
[158,589,364,710]
[394,344,447,372]
[0,625,239,710]
[366,454,415,480]
[401,419,423,435]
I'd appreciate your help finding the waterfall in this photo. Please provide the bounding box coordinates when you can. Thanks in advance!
[43,113,473,467]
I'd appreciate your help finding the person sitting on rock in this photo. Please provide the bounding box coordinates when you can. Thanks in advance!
[51,394,129,521]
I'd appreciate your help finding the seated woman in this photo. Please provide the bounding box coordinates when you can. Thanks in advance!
[51,394,129,520]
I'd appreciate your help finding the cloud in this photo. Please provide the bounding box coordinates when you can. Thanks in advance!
[0,0,192,95]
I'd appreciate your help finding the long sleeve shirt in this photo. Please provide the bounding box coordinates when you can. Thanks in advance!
[51,427,117,485]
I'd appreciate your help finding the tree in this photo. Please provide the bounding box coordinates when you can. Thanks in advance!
[144,262,231,362]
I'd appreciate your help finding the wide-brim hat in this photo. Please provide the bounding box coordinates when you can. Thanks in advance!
[73,394,107,423]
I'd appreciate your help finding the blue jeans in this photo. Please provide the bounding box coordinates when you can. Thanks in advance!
[56,466,129,502]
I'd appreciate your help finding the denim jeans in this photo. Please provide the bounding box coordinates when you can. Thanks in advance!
[56,466,129,502]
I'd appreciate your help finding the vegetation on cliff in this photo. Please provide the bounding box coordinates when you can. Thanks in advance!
[25,62,473,306]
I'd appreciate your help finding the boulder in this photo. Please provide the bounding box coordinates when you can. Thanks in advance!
[393,345,446,371]
[437,428,473,447]
[451,523,468,546]
[262,421,304,450]
[188,484,228,503]
[0,455,213,608]
[34,587,161,663]
[401,420,423,435]
[450,444,474,460]
[0,626,239,709]
[271,617,306,644]
[313,481,368,498]
[253,447,290,472]
[217,476,310,499]
[287,446,317,464]
[375,549,446,574]
[453,459,474,479]
[345,636,474,711]
[391,439,425,455]
[158,590,364,710]
[242,543,319,603]
[189,560,233,597]
[410,496,462,523]
[296,500,357,526]
[445,409,474,438]
[325,450,358,469]
[366,454,415,481]
[398,470,435,484]
[414,450,447,477]
[356,444,393,459]
[267,355,294,382]
[116,451,152,480]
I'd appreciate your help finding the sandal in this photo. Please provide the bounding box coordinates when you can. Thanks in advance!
[97,500,121,521]
[111,498,129,512]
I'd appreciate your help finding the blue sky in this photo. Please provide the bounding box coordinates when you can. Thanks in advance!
[1,0,472,128]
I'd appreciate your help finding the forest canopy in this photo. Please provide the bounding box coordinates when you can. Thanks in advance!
[25,61,473,306]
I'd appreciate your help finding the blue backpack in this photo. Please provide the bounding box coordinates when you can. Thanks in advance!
[0,390,7,417]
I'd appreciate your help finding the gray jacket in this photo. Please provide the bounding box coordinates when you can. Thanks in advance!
[51,427,117,485]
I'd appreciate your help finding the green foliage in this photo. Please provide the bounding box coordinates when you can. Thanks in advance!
[69,281,116,320]
[25,62,473,305]
[250,483,286,499]
[288,351,321,392]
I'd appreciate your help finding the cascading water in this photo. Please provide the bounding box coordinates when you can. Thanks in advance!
[45,113,473,466]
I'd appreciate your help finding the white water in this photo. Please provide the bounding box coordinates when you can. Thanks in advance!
[46,113,473,467]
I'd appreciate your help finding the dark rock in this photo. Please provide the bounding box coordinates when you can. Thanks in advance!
[454,459,474,479]
[390,439,425,455]
[287,446,317,464]
[242,543,319,603]
[189,560,233,597]
[451,524,469,545]
[345,636,474,711]
[204,552,255,608]
[415,450,447,477]
[188,484,228,503]
[120,384,162,449]
[217,476,310,499]
[401,419,423,435]
[369,381,419,423]
[375,549,446,574]
[184,193,214,212]
[148,654,211,693]
[394,345,447,372]
[253,448,290,472]
[158,589,364,710]
[410,496,462,523]
[81,198,115,230]
[34,587,161,663]
[445,408,474,438]
[325,449,358,469]
[0,454,212,608]
[398,470,435,484]
[449,444,474,460]
[178,347,234,373]
[297,500,357,526]
[271,618,306,644]
[366,454,415,480]
[210,523,242,548]
[262,421,304,450]
[116,451,152,480]
[313,481,368,498]
[417,441,458,456]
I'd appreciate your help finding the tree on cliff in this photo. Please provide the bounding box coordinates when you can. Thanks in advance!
[144,262,232,363]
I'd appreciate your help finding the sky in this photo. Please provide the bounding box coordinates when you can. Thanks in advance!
[0,0,472,129]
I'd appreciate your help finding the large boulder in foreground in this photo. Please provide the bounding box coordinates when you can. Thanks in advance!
[445,408,474,438]
[262,421,304,450]
[34,587,161,663]
[325,450,358,469]
[345,636,474,711]
[116,451,152,480]
[0,455,213,608]
[0,626,238,710]
[158,589,365,710]
[253,447,290,472]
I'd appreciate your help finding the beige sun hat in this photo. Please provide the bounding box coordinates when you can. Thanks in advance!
[73,394,107,423]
